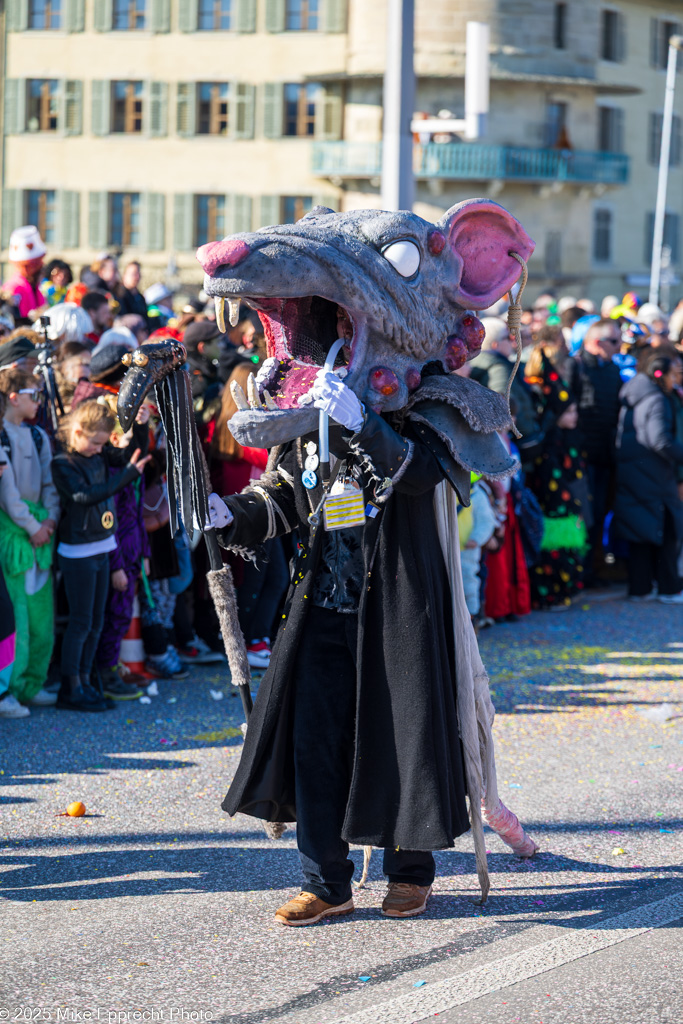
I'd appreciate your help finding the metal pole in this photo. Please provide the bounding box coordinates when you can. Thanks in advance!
[465,22,490,140]
[650,36,682,306]
[381,0,415,211]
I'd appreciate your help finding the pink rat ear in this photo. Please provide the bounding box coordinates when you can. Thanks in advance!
[438,198,535,310]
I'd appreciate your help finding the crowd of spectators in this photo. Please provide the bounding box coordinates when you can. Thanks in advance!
[0,225,277,718]
[1,221,683,719]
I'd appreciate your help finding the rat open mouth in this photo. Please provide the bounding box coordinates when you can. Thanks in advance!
[216,295,355,410]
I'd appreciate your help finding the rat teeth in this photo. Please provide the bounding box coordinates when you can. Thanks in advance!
[228,298,240,328]
[247,373,263,409]
[215,297,226,333]
[230,380,249,410]
[263,390,277,410]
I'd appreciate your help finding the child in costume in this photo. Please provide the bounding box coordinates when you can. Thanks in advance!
[51,399,150,712]
[0,368,59,709]
[460,474,497,619]
[94,394,151,700]
[526,359,590,609]
[0,392,21,719]
[2,226,46,319]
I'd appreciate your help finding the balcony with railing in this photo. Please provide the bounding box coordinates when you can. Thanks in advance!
[312,142,629,185]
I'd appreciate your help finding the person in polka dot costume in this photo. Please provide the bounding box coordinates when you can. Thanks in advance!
[525,355,592,610]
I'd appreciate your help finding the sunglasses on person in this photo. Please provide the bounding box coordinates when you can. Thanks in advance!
[18,388,43,402]
[596,334,621,345]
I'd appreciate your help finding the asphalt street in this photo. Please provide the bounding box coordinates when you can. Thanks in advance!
[1,596,682,1024]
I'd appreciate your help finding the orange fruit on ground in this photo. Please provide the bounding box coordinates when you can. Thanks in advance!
[66,801,86,817]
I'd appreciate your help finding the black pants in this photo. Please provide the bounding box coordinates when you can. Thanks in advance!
[628,510,681,597]
[586,462,610,584]
[60,553,110,677]
[292,605,435,905]
[237,538,288,643]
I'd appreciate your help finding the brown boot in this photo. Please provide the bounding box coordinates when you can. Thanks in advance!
[274,891,354,927]
[382,882,432,918]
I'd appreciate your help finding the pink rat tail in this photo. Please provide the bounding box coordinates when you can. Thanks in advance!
[482,798,539,858]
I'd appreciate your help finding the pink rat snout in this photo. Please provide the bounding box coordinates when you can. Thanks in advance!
[196,238,251,275]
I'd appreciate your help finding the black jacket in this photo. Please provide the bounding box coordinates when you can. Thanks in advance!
[217,410,471,851]
[615,373,683,545]
[118,287,149,324]
[52,422,148,545]
[568,351,622,465]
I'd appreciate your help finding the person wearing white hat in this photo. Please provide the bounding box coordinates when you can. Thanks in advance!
[45,302,94,345]
[3,226,47,319]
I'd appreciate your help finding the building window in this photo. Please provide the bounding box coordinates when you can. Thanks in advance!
[282,196,312,223]
[198,0,231,30]
[26,190,56,243]
[285,0,319,31]
[195,195,226,246]
[593,209,612,263]
[109,193,141,247]
[545,231,562,277]
[28,0,61,29]
[601,9,625,62]
[545,101,568,147]
[648,113,682,166]
[27,80,59,132]
[645,212,680,264]
[597,106,624,152]
[113,0,146,30]
[284,84,320,136]
[553,3,567,49]
[651,19,682,69]
[197,83,230,135]
[112,81,144,133]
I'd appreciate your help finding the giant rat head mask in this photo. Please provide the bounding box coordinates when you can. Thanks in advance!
[194,199,533,447]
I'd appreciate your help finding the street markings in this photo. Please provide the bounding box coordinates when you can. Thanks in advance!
[328,890,683,1024]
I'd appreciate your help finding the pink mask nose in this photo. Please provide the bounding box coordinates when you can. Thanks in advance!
[196,238,251,275]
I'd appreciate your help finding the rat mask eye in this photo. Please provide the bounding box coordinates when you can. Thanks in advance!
[381,239,421,278]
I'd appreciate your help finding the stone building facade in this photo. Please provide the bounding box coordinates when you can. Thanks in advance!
[0,0,681,302]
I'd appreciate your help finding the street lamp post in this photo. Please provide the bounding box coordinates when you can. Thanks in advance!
[381,0,415,211]
[649,34,683,308]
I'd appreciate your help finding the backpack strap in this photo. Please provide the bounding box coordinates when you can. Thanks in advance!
[0,428,10,460]
[29,425,43,455]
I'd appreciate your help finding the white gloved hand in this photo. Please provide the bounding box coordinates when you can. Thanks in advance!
[298,369,365,433]
[207,492,233,530]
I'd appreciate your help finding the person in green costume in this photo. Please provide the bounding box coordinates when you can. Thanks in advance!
[0,368,59,708]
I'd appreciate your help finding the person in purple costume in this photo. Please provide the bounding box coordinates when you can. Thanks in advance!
[95,397,152,700]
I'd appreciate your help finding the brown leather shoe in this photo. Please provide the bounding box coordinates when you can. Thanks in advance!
[382,882,432,918]
[274,891,355,927]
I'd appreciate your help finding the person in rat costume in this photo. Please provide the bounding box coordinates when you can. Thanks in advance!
[122,200,539,926]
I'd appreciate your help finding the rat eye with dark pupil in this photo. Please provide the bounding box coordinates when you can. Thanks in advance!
[381,240,421,278]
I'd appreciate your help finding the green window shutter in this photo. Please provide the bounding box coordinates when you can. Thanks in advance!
[91,81,111,135]
[177,83,197,136]
[142,193,166,250]
[89,191,108,248]
[178,0,198,31]
[56,191,80,249]
[173,194,194,250]
[259,196,281,228]
[93,0,113,31]
[65,0,85,31]
[236,0,256,32]
[262,83,284,138]
[231,83,255,139]
[62,80,83,135]
[6,0,29,32]
[265,0,285,32]
[4,80,26,135]
[2,190,24,248]
[313,193,341,212]
[226,194,253,233]
[315,84,342,140]
[148,82,168,137]
[321,0,347,33]
[150,0,170,33]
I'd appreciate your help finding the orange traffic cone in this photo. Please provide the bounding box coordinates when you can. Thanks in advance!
[119,595,155,682]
